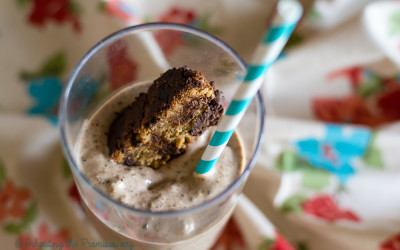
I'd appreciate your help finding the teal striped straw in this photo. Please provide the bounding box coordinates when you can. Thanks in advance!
[195,0,303,175]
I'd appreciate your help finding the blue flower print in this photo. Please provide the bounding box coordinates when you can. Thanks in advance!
[21,52,66,125]
[295,124,371,183]
[27,76,63,125]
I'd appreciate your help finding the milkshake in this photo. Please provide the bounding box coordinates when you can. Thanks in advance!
[59,23,264,250]
[76,78,245,249]
[77,80,245,212]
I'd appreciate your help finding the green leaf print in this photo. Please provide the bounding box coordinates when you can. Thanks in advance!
[21,202,38,227]
[0,159,6,187]
[307,7,322,21]
[297,241,311,250]
[20,52,66,81]
[214,59,239,76]
[362,132,383,169]
[281,194,307,214]
[3,223,24,234]
[388,10,400,36]
[184,12,222,48]
[302,168,331,191]
[276,151,296,172]
[196,12,222,35]
[356,76,382,98]
[142,16,153,23]
[62,158,72,179]
[285,32,304,49]
[68,1,83,15]
[258,237,276,250]
[16,0,29,7]
[276,151,313,172]
[3,202,37,234]
[276,151,331,190]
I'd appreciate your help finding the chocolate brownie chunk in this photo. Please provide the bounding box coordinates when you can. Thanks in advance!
[108,66,224,168]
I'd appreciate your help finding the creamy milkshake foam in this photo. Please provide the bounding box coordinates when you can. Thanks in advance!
[77,80,246,212]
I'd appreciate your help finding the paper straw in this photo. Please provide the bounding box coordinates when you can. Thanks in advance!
[107,1,171,72]
[195,0,303,175]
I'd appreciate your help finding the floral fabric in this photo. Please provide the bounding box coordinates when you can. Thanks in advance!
[0,0,400,250]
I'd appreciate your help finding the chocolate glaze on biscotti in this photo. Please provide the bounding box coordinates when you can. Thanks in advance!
[108,66,224,169]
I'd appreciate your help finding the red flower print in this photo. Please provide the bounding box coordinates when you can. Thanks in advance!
[312,96,383,126]
[259,231,295,250]
[154,30,185,56]
[155,7,197,55]
[211,217,246,249]
[376,84,400,120]
[322,144,337,164]
[102,0,142,23]
[158,7,195,24]
[312,95,399,127]
[38,223,70,245]
[313,66,400,127]
[327,66,363,89]
[301,195,360,223]
[107,40,138,90]
[28,0,82,32]
[269,231,295,250]
[17,223,73,250]
[380,232,400,250]
[0,180,30,222]
[17,233,37,250]
[68,182,81,204]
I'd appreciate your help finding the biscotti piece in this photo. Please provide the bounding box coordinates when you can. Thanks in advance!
[108,66,224,168]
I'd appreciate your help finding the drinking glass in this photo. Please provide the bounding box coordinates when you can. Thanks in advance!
[59,22,264,250]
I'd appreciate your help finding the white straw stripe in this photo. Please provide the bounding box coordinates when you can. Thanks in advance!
[251,43,273,65]
[201,144,227,161]
[278,0,303,22]
[233,78,266,100]
[218,112,247,132]
[252,38,287,65]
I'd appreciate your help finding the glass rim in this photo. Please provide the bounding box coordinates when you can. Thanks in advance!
[59,22,265,218]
